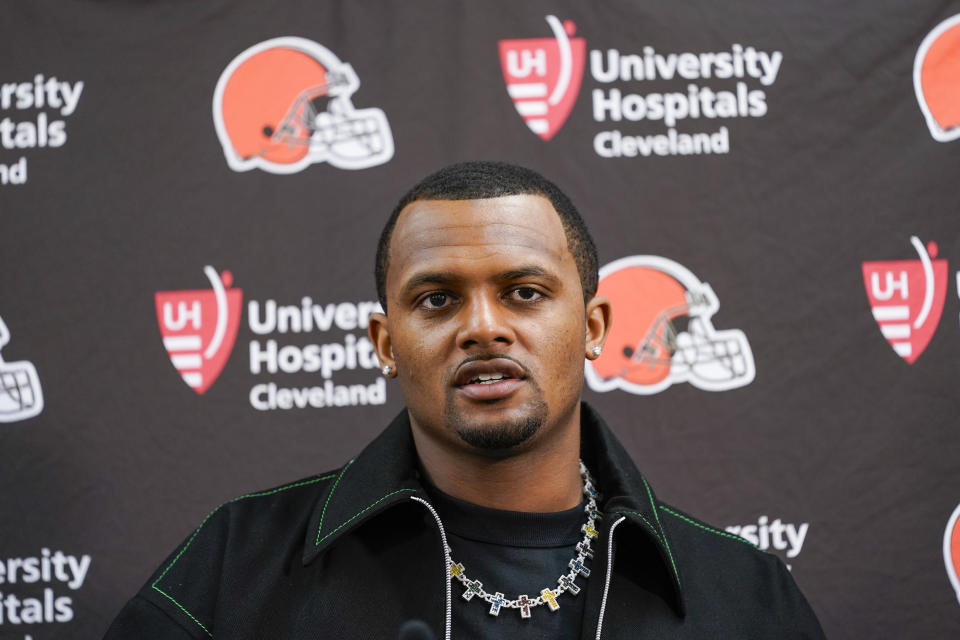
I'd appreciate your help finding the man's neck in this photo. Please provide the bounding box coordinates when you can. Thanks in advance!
[410,408,584,513]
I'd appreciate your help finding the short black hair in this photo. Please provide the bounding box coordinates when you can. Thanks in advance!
[375,160,598,310]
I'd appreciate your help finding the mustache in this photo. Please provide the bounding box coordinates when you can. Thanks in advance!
[454,353,528,370]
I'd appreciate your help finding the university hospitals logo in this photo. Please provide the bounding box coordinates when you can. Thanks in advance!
[155,267,243,394]
[585,256,755,395]
[213,37,394,173]
[0,314,43,422]
[914,14,960,142]
[862,237,947,364]
[498,15,586,140]
[0,73,85,186]
[946,503,960,605]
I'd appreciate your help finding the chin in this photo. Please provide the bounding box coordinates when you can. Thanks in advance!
[446,398,548,452]
[455,416,542,450]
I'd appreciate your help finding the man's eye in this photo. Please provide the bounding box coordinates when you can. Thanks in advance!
[422,293,450,309]
[510,287,542,302]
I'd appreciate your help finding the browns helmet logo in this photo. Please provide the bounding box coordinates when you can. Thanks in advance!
[914,14,960,142]
[0,314,44,423]
[585,256,755,395]
[213,37,394,173]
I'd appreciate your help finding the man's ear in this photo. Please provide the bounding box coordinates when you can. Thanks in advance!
[368,312,396,373]
[584,295,612,360]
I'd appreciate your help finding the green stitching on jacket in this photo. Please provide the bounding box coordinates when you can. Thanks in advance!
[314,458,355,545]
[315,488,417,545]
[659,505,761,551]
[640,477,681,588]
[153,586,213,637]
[150,473,335,637]
[620,510,663,543]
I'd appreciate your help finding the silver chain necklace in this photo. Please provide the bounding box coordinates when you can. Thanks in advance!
[446,460,601,619]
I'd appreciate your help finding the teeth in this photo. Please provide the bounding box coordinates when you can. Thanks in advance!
[470,373,507,384]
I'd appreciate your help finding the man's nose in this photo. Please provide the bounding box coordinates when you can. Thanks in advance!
[457,293,515,349]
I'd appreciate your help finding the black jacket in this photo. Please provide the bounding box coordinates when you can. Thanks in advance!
[105,404,825,639]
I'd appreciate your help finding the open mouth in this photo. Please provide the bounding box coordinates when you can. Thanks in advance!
[454,358,525,386]
[467,373,509,385]
[453,358,526,400]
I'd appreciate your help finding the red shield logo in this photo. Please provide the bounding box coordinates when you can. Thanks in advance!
[861,237,947,364]
[155,267,242,394]
[946,503,960,605]
[498,15,585,141]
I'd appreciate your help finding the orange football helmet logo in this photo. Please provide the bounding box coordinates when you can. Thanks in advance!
[213,37,394,173]
[586,256,755,395]
[915,14,960,142]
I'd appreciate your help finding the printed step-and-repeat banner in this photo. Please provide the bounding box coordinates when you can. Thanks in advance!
[2,1,959,637]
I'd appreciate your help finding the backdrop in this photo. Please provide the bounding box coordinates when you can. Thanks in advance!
[2,1,959,638]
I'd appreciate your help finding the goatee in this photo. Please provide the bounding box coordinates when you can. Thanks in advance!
[445,397,548,450]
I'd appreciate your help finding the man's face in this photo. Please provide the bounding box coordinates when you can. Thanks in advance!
[370,195,604,456]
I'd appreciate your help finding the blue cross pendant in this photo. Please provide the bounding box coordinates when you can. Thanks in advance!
[570,557,591,577]
[488,592,505,616]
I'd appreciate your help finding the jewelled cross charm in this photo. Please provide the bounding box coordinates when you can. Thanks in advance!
[540,588,560,611]
[488,592,505,616]
[570,558,591,577]
[463,579,483,601]
[517,594,532,618]
[443,460,601,621]
[559,574,580,595]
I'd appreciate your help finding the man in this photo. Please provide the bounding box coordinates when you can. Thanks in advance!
[106,161,825,639]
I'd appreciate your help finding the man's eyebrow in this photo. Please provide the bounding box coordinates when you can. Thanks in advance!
[399,272,463,298]
[398,266,562,299]
[496,266,561,284]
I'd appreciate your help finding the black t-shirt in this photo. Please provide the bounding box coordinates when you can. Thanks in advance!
[423,481,592,640]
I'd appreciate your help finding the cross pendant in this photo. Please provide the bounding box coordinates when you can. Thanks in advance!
[488,592,505,616]
[517,594,532,618]
[559,574,580,595]
[570,558,591,577]
[576,540,594,559]
[462,579,483,601]
[540,588,560,611]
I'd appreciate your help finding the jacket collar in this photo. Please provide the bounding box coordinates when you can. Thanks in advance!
[579,402,685,616]
[302,402,684,615]
[303,408,423,564]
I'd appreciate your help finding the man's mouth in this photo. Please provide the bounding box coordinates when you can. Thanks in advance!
[467,373,508,385]
[454,358,525,385]
[453,358,526,400]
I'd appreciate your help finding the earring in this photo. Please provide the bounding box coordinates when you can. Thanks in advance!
[590,346,602,357]
[382,365,393,376]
